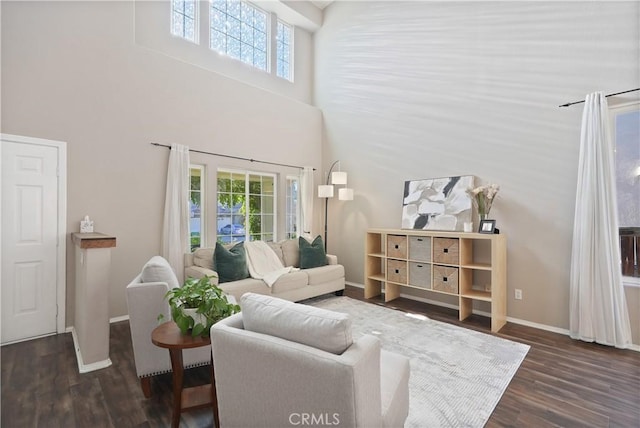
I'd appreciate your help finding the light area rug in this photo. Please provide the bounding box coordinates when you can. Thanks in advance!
[308,296,530,428]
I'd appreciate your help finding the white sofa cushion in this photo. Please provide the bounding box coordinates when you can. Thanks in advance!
[266,241,286,266]
[140,256,179,289]
[280,239,300,268]
[184,265,220,285]
[218,278,270,302]
[270,270,309,294]
[240,293,353,354]
[192,247,215,270]
[305,264,345,286]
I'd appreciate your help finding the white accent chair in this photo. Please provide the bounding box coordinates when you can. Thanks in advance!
[210,293,411,428]
[125,256,210,397]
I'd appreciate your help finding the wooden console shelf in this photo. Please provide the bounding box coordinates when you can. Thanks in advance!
[365,228,507,332]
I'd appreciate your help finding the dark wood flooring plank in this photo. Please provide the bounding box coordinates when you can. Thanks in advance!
[2,338,39,427]
[484,396,521,428]
[97,368,148,427]
[69,376,114,427]
[36,389,76,428]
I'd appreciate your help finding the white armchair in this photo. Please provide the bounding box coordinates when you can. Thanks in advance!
[125,256,210,397]
[210,293,410,428]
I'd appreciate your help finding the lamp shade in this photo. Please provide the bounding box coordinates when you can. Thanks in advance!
[338,188,354,201]
[318,184,334,198]
[331,171,347,185]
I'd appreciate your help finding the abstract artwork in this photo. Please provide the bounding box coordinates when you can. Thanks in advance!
[402,176,474,231]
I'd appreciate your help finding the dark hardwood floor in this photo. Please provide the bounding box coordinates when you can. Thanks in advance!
[2,285,639,427]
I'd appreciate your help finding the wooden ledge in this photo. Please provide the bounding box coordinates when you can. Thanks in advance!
[72,233,117,249]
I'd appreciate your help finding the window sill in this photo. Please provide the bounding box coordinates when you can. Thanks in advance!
[623,276,640,288]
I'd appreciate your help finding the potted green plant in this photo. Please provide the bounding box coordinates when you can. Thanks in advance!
[159,276,241,337]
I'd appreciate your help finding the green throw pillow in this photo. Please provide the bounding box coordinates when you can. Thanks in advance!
[299,236,328,269]
[214,242,249,283]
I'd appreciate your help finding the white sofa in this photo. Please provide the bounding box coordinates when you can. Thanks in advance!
[184,238,345,303]
[211,293,411,428]
[125,256,211,397]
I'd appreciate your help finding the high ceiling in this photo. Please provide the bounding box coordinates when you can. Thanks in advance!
[310,1,334,10]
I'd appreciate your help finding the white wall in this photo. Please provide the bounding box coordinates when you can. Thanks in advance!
[1,0,323,325]
[315,1,640,343]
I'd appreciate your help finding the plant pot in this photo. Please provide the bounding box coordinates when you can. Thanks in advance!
[182,308,206,329]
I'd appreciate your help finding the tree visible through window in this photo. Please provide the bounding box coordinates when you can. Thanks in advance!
[189,165,204,251]
[217,170,275,243]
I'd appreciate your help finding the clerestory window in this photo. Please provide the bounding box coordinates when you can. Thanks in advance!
[168,1,294,80]
[171,0,198,43]
[209,0,268,71]
[276,20,292,81]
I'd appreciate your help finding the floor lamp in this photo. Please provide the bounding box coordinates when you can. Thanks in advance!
[318,160,354,251]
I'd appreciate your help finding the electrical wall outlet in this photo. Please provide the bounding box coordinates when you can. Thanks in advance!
[515,289,523,300]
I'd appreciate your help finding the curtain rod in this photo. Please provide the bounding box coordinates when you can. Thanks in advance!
[559,88,640,108]
[151,142,314,170]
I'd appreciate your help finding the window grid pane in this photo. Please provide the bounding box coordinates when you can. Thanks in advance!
[286,177,299,239]
[171,0,198,43]
[209,0,267,71]
[217,170,276,244]
[615,107,640,279]
[276,20,291,80]
[189,166,204,251]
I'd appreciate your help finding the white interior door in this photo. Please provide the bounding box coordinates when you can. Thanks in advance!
[2,138,61,344]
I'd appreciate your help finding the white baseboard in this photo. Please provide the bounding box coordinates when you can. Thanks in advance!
[0,332,57,346]
[110,314,130,323]
[64,315,130,335]
[626,343,640,352]
[505,315,569,336]
[70,327,113,373]
[345,281,640,352]
[345,281,364,289]
[64,315,130,339]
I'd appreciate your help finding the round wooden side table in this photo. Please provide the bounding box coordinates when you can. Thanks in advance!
[151,321,219,428]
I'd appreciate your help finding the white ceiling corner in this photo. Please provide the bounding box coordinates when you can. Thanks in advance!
[310,1,334,10]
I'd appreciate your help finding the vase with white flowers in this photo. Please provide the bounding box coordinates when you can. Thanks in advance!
[467,184,500,222]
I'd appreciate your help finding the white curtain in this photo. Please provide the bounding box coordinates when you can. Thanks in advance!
[569,92,632,349]
[299,166,314,239]
[161,144,190,284]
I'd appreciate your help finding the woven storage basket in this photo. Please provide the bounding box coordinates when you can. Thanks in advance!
[387,259,407,283]
[387,235,407,259]
[433,238,459,265]
[432,265,459,294]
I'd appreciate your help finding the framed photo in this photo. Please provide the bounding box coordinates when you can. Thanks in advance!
[479,219,496,234]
